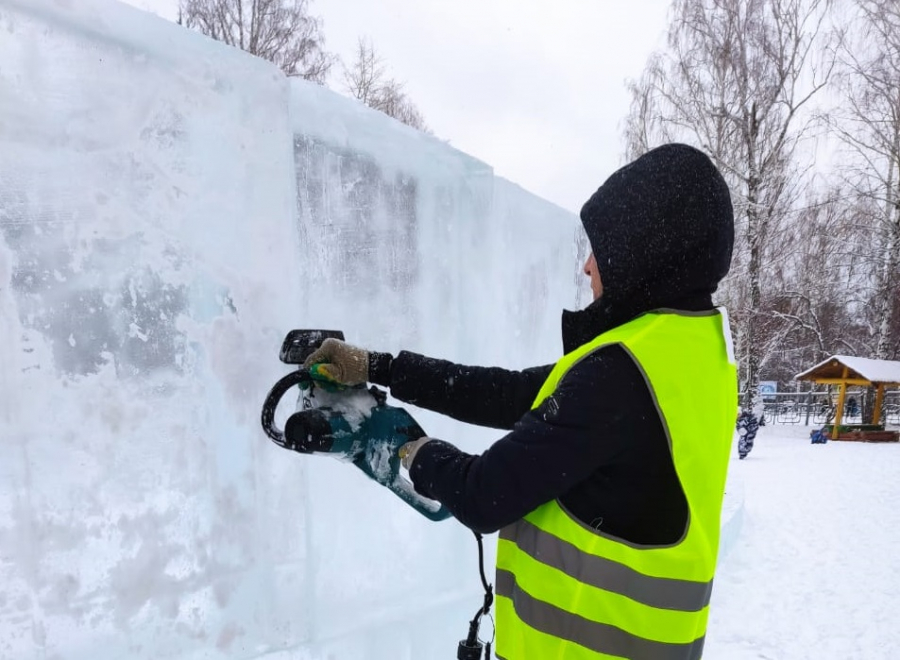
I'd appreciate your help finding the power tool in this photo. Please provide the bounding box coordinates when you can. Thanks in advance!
[261,329,452,521]
[261,330,493,658]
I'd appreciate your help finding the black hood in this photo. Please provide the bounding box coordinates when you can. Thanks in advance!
[563,143,734,352]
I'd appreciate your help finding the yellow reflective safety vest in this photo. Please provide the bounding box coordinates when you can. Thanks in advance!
[495,309,737,660]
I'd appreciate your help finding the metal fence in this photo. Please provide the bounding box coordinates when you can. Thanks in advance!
[755,390,900,426]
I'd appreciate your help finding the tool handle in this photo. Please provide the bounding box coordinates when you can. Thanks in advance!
[263,369,452,522]
[352,450,452,522]
[388,472,453,522]
[355,405,453,522]
[261,370,312,445]
[279,329,345,364]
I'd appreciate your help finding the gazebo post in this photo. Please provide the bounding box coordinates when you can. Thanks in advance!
[833,367,849,440]
[873,383,885,426]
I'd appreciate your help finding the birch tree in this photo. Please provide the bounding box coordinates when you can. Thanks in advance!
[179,0,334,82]
[830,0,900,360]
[625,0,837,411]
[768,191,871,376]
[342,37,429,132]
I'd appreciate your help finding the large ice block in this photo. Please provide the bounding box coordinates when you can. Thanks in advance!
[0,1,581,659]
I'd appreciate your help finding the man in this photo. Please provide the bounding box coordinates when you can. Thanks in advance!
[304,143,738,659]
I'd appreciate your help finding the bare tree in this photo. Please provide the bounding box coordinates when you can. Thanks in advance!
[179,0,333,82]
[626,0,837,411]
[342,37,430,132]
[768,191,873,375]
[624,55,675,161]
[342,36,387,106]
[828,0,900,360]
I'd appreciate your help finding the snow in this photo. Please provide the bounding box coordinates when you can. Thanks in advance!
[307,385,377,433]
[2,1,898,659]
[795,354,900,385]
[708,426,900,659]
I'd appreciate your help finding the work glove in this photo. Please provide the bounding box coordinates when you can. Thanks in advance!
[303,338,370,386]
[399,437,434,471]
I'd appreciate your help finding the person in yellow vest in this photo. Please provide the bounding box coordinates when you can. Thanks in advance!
[304,143,737,659]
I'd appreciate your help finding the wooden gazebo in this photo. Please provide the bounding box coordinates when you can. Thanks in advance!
[795,355,900,441]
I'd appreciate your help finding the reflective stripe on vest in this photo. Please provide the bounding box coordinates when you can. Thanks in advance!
[495,310,737,660]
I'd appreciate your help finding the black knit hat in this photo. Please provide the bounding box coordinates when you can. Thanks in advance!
[579,143,734,313]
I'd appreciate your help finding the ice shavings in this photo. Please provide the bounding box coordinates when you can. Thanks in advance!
[365,439,394,484]
[391,474,442,514]
[307,384,377,432]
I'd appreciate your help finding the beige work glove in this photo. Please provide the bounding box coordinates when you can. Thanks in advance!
[399,437,434,471]
[302,338,370,386]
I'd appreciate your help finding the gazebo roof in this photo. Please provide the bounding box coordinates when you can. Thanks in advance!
[795,355,900,386]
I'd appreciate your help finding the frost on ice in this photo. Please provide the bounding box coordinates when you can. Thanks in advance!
[0,1,577,659]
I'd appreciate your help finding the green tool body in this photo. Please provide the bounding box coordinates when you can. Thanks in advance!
[261,330,451,522]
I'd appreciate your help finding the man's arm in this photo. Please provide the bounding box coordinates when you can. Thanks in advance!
[406,345,637,534]
[371,350,553,430]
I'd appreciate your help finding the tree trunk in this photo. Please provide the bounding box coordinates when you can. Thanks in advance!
[746,200,763,414]
[875,202,900,360]
[745,125,763,415]
[874,109,900,360]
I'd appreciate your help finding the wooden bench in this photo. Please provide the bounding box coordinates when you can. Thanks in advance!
[834,430,899,443]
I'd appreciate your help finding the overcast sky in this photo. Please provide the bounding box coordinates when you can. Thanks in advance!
[121,0,671,213]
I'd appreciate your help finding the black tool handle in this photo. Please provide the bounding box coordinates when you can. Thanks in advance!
[261,370,312,445]
[280,329,344,364]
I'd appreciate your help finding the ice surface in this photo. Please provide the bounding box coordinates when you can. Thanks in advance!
[0,1,580,658]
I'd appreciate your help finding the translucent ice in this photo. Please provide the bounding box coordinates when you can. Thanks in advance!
[0,1,579,658]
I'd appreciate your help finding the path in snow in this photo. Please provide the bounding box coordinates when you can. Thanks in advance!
[706,426,900,659]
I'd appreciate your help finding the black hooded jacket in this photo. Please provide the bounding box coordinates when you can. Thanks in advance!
[371,144,734,542]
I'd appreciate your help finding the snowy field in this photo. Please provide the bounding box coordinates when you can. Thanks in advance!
[708,426,900,659]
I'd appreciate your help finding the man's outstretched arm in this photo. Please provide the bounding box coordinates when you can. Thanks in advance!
[373,350,553,430]
[302,338,553,431]
[404,346,636,534]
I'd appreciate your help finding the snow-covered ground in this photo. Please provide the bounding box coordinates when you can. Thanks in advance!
[708,426,900,659]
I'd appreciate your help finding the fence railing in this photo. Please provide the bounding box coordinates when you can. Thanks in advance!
[755,391,900,426]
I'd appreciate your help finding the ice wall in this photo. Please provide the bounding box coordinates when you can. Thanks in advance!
[0,1,580,659]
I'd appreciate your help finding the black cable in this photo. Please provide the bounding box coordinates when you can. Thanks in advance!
[475,531,493,600]
[458,531,494,659]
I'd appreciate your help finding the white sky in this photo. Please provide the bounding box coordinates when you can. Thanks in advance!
[120,0,671,212]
